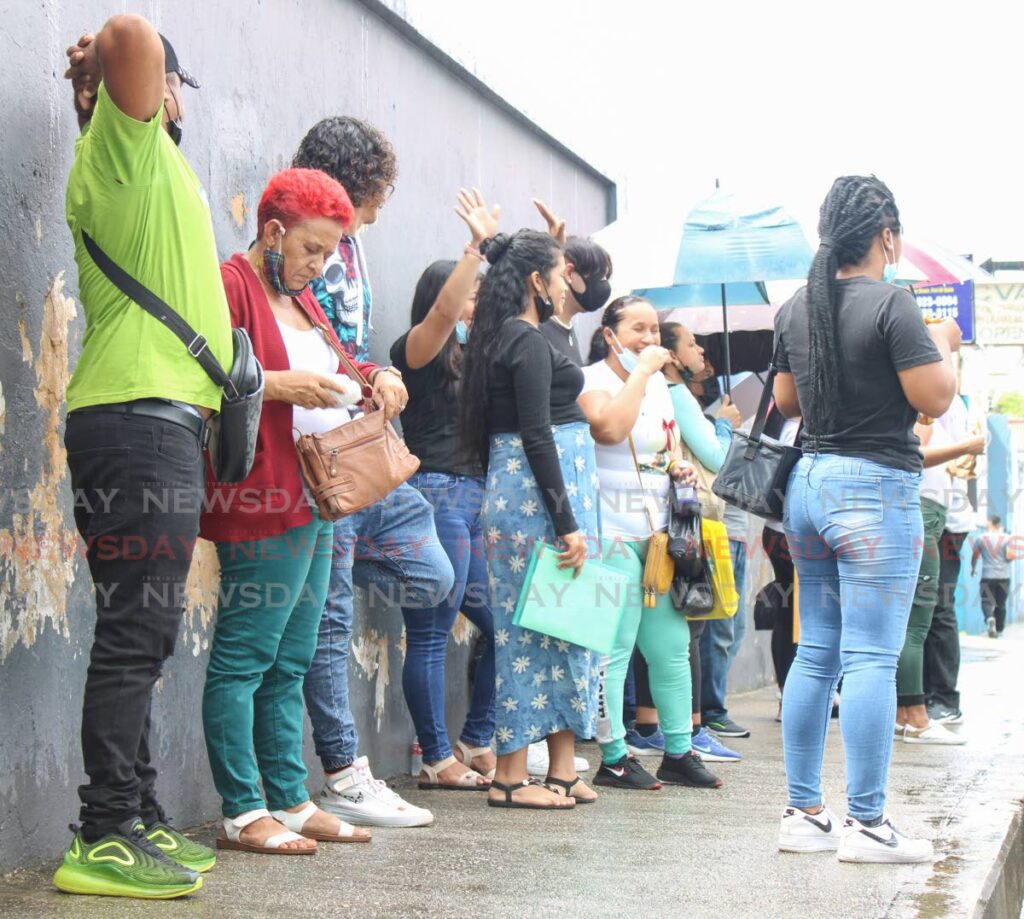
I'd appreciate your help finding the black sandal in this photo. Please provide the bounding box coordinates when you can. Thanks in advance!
[544,775,596,804]
[487,779,576,810]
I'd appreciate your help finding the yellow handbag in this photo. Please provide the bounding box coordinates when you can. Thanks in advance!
[693,517,739,620]
[627,435,676,608]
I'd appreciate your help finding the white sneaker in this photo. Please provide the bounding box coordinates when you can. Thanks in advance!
[901,721,966,746]
[778,805,841,853]
[987,617,998,638]
[318,756,433,827]
[837,815,933,863]
[525,742,590,777]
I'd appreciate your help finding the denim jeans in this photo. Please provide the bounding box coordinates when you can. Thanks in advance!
[302,482,456,771]
[699,539,748,723]
[402,472,495,763]
[782,454,922,822]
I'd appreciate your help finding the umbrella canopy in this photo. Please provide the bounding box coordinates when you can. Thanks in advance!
[899,240,994,286]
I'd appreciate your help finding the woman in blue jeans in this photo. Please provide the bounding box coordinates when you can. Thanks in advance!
[388,188,500,789]
[771,175,960,864]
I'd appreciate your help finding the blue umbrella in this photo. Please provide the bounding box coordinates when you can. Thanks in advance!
[635,184,813,391]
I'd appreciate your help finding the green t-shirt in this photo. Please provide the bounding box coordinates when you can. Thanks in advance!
[65,84,232,412]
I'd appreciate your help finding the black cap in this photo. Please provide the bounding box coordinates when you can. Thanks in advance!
[159,34,200,89]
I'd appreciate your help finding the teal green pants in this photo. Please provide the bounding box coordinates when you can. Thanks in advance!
[896,497,947,707]
[203,512,334,817]
[599,537,692,763]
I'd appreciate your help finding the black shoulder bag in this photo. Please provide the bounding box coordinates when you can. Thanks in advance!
[711,346,802,522]
[82,232,264,484]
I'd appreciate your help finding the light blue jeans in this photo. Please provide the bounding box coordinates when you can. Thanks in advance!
[302,482,455,772]
[699,539,748,723]
[782,454,922,822]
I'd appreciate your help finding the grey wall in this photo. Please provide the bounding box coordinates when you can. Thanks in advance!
[0,0,613,872]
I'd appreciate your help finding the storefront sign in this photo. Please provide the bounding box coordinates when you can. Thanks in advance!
[915,280,974,343]
[974,283,1024,345]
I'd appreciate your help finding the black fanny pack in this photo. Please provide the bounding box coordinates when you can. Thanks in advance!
[82,232,264,484]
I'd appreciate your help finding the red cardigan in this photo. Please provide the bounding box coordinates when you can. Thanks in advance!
[199,253,378,543]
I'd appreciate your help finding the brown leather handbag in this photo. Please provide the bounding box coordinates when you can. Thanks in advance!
[294,322,420,520]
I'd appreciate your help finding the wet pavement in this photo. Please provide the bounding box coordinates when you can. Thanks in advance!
[3,627,1022,918]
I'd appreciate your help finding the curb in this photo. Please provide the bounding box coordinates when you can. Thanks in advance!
[975,801,1024,918]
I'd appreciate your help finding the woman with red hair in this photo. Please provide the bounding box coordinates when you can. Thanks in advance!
[200,167,377,854]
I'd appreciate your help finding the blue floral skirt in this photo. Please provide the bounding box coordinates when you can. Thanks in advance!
[481,421,601,755]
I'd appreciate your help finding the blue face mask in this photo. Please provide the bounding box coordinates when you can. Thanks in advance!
[611,331,639,373]
[882,236,899,285]
[454,320,468,345]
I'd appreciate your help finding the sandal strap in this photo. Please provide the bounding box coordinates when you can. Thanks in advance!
[544,776,580,796]
[264,830,306,848]
[490,778,531,802]
[223,808,272,840]
[270,802,318,832]
[457,739,493,758]
[421,755,459,782]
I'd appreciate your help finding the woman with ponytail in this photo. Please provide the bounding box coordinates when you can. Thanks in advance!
[460,229,599,810]
[772,175,960,863]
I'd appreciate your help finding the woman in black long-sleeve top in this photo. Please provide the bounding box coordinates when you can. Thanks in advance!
[460,229,600,810]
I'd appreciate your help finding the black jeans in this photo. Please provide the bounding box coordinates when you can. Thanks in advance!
[924,530,967,709]
[763,528,797,690]
[65,408,205,839]
[687,619,705,717]
[981,579,1010,633]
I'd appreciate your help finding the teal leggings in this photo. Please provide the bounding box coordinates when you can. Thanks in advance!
[203,511,334,817]
[600,537,693,763]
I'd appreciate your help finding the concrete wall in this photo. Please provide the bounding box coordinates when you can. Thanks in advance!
[0,0,613,872]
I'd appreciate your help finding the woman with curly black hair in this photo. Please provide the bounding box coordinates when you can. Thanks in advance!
[460,229,600,810]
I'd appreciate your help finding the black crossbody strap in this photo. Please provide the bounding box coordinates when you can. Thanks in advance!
[747,339,783,446]
[82,231,232,392]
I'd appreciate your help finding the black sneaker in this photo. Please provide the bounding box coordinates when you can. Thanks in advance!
[656,752,723,788]
[593,755,662,790]
[705,717,751,738]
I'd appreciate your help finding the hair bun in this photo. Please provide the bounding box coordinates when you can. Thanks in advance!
[479,233,512,265]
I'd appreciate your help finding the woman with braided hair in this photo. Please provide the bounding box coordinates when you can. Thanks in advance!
[771,175,960,863]
[460,229,600,810]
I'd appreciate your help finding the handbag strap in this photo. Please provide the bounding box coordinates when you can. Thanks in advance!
[747,340,783,447]
[289,291,376,411]
[81,231,234,395]
[626,434,658,535]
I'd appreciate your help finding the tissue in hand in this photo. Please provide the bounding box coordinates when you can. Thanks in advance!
[329,374,364,408]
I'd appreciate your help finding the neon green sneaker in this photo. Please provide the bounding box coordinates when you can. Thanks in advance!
[145,822,216,873]
[53,822,201,899]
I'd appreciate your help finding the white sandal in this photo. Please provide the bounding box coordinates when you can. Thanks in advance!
[270,801,371,843]
[418,754,489,791]
[455,740,497,781]
[217,808,314,855]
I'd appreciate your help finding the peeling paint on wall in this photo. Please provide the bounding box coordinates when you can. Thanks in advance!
[0,378,6,442]
[351,629,391,729]
[18,319,33,366]
[229,193,248,228]
[451,612,478,646]
[182,539,221,655]
[0,274,79,659]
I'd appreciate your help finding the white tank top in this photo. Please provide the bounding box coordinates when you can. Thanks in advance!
[276,320,356,438]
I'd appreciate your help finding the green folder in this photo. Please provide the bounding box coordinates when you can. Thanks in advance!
[512,541,631,655]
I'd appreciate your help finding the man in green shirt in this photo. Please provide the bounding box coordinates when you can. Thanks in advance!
[55,14,225,899]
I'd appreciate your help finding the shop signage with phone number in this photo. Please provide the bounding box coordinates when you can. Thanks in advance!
[914,279,974,344]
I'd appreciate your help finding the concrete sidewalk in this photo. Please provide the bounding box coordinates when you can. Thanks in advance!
[3,628,1023,918]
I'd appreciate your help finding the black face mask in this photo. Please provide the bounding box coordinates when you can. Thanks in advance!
[576,274,612,313]
[535,280,555,324]
[166,120,183,147]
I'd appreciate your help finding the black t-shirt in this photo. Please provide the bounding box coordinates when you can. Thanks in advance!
[774,277,942,473]
[539,318,583,366]
[390,332,481,476]
[485,318,586,535]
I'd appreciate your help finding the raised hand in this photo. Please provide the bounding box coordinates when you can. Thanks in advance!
[65,32,99,122]
[455,187,500,246]
[532,198,567,247]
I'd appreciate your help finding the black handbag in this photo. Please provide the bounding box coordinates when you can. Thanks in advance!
[82,232,264,484]
[711,347,802,522]
[671,561,715,617]
[666,486,704,581]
